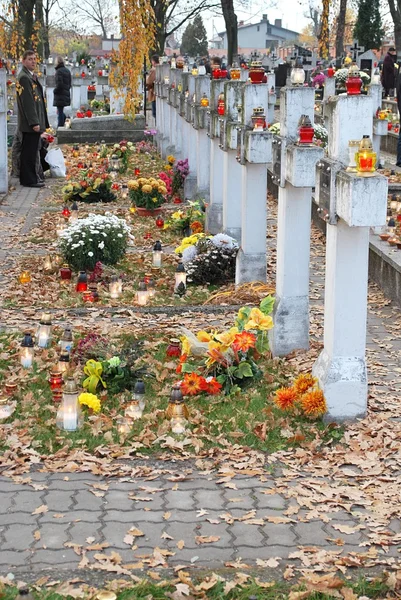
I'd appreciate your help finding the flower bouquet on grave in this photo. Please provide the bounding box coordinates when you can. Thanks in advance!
[313,123,328,148]
[273,373,327,418]
[59,212,132,271]
[109,141,134,173]
[177,296,274,395]
[62,170,117,204]
[176,233,238,285]
[172,158,189,195]
[128,177,167,215]
[165,200,205,235]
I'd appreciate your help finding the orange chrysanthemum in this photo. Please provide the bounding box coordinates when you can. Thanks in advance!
[300,389,327,417]
[181,372,204,396]
[293,373,317,396]
[190,220,203,233]
[273,386,298,411]
[232,331,257,353]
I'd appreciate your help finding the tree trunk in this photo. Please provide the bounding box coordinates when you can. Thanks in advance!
[335,0,347,58]
[35,0,44,58]
[221,0,237,66]
[21,0,35,50]
[318,0,329,59]
[388,0,401,51]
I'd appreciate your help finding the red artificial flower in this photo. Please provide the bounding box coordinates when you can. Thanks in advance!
[206,378,222,395]
[181,372,204,396]
[176,353,188,374]
[232,331,257,353]
[111,183,120,190]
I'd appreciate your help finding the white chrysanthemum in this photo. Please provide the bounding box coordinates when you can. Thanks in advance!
[88,251,94,257]
[210,233,238,250]
[181,245,198,263]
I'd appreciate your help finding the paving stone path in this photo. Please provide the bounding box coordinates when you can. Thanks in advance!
[0,181,400,583]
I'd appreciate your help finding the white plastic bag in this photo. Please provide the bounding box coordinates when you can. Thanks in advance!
[45,147,66,178]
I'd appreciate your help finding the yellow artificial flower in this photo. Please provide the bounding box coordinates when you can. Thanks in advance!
[129,206,137,214]
[197,330,213,342]
[244,308,274,331]
[167,154,176,164]
[172,211,184,220]
[180,335,191,357]
[205,340,224,367]
[215,327,239,350]
[152,197,158,203]
[78,392,101,413]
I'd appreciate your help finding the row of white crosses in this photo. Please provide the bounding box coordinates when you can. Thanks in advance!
[154,63,388,420]
[0,69,7,193]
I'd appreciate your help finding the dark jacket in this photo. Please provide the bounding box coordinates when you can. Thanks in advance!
[17,66,49,133]
[381,52,396,90]
[53,63,72,107]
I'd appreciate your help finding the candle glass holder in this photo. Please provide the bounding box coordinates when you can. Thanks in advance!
[56,378,82,431]
[356,135,376,174]
[20,333,34,368]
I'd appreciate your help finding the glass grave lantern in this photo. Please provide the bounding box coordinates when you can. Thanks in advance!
[174,262,187,292]
[36,312,52,348]
[249,60,265,84]
[251,107,266,131]
[19,270,31,284]
[133,379,146,410]
[60,264,72,281]
[290,58,305,86]
[109,275,122,299]
[217,93,225,116]
[166,338,181,358]
[356,135,376,174]
[346,64,362,95]
[347,140,360,172]
[76,271,88,292]
[152,240,163,267]
[57,350,70,374]
[298,114,314,144]
[137,281,148,306]
[200,93,209,107]
[20,332,34,368]
[230,62,241,80]
[56,377,83,431]
[69,201,79,222]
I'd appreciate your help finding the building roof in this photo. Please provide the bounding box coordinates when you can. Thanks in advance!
[218,18,299,38]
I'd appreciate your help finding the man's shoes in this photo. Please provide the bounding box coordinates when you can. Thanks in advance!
[396,163,401,167]
[23,183,45,188]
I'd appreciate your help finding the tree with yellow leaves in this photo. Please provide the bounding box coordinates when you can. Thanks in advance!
[110,0,155,116]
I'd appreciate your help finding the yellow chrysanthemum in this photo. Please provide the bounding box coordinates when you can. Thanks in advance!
[78,392,101,413]
[244,308,274,331]
[142,184,152,193]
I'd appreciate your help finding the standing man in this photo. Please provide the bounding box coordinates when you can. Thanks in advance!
[17,50,49,188]
[382,47,397,97]
[53,56,71,128]
[146,54,159,123]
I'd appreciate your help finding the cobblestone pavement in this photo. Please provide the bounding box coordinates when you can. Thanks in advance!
[0,182,400,582]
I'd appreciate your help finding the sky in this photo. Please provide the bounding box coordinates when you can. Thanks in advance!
[202,0,310,42]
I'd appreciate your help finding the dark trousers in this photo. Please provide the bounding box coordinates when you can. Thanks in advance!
[20,132,41,186]
[397,101,401,166]
[151,100,156,120]
[57,106,66,127]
